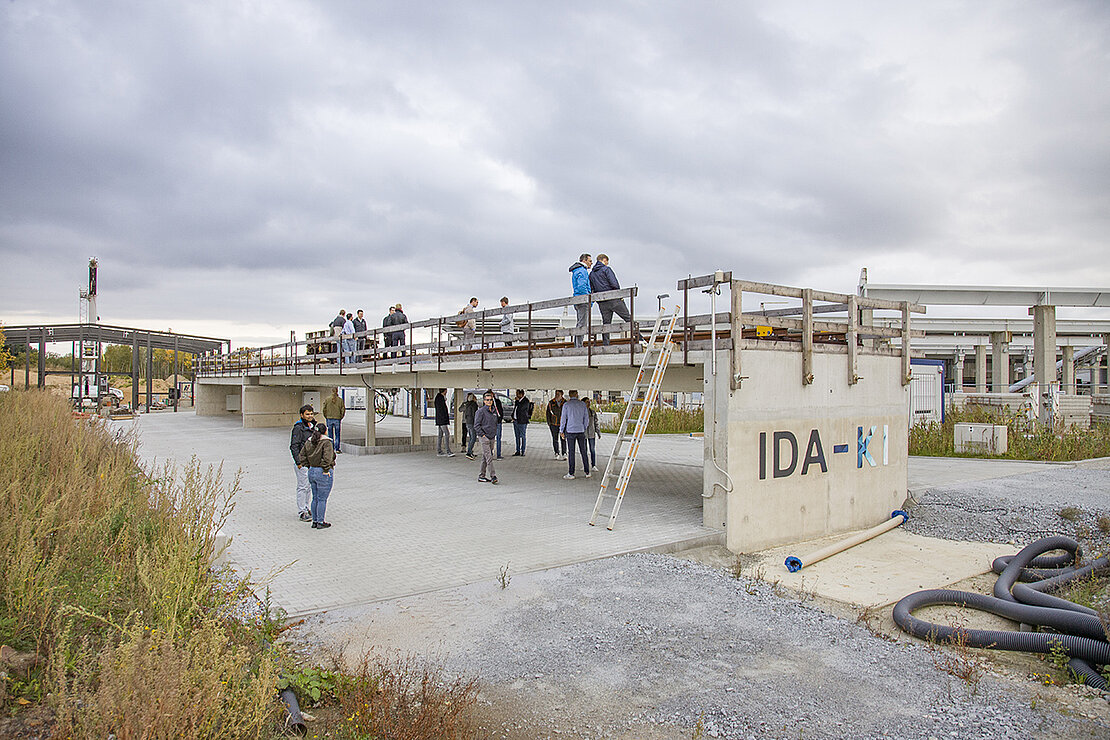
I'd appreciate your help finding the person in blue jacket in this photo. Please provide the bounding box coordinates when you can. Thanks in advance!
[568,254,593,348]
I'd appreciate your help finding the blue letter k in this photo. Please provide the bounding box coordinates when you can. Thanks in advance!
[858,425,876,468]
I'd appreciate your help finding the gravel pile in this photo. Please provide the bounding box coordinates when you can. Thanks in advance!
[447,553,1107,739]
[904,468,1110,545]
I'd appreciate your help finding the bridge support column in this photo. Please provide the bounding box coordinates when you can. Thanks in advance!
[953,350,964,392]
[975,344,987,393]
[1062,345,1075,395]
[365,383,376,446]
[701,350,729,530]
[410,383,422,444]
[991,332,1010,392]
[721,348,908,553]
[242,381,302,428]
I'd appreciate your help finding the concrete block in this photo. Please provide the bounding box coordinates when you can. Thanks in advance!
[954,423,1008,455]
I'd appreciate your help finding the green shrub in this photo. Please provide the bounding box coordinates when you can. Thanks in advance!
[910,406,1110,461]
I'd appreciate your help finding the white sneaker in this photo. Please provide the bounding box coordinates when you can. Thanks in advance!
[447,452,456,457]
[585,472,592,478]
[563,473,575,480]
[436,452,446,457]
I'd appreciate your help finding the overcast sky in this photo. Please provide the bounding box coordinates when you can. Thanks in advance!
[2,1,1108,347]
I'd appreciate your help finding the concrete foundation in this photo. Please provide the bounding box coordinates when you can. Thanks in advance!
[718,348,908,553]
[242,384,306,428]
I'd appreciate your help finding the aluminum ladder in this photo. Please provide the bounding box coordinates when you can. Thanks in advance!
[589,307,679,530]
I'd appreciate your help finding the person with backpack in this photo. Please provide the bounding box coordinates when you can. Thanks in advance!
[512,389,534,456]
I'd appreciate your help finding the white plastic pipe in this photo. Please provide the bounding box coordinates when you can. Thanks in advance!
[785,510,907,572]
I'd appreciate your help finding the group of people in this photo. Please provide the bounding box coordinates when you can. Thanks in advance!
[290,386,608,524]
[330,304,409,363]
[567,253,641,348]
[322,252,635,366]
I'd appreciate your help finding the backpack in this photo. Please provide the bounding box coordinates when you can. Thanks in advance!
[455,308,467,328]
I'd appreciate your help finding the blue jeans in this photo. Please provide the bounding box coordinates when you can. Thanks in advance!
[588,436,596,468]
[495,423,503,457]
[342,337,356,363]
[326,418,341,448]
[513,421,528,453]
[465,425,477,455]
[308,467,333,523]
[565,431,588,474]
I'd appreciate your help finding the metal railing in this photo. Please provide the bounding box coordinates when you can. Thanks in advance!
[196,288,641,377]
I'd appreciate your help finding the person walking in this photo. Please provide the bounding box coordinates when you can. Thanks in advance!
[584,396,601,472]
[353,309,367,355]
[290,404,316,521]
[590,254,642,345]
[392,303,408,357]
[341,312,357,363]
[434,388,455,457]
[568,254,592,348]
[490,390,505,459]
[461,297,478,349]
[474,390,500,484]
[499,296,515,347]
[546,390,567,459]
[297,422,336,529]
[512,389,533,456]
[459,392,479,459]
[322,387,346,453]
[559,390,591,479]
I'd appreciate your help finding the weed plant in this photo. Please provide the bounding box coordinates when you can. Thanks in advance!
[909,406,1110,461]
[597,402,703,434]
[0,390,279,737]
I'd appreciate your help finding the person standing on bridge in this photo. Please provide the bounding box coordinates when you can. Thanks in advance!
[353,309,367,354]
[297,422,336,529]
[391,303,408,357]
[568,254,593,348]
[461,297,478,349]
[559,390,591,479]
[434,388,455,457]
[474,391,500,484]
[590,254,642,345]
[341,313,357,363]
[290,404,316,521]
[546,390,567,459]
[499,296,515,347]
[323,387,345,453]
[382,306,397,357]
[330,309,347,336]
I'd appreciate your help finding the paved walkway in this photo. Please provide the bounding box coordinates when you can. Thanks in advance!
[128,412,715,616]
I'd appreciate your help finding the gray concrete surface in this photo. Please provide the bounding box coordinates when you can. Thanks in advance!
[127,412,718,616]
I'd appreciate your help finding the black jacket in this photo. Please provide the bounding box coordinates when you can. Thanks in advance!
[513,396,533,424]
[352,317,367,333]
[290,419,314,462]
[434,393,450,426]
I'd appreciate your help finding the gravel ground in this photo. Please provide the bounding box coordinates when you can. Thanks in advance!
[904,468,1110,545]
[299,466,1110,739]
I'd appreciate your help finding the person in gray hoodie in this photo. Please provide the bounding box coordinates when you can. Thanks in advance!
[559,390,591,478]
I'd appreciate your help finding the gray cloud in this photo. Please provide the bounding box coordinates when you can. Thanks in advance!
[2,0,1108,345]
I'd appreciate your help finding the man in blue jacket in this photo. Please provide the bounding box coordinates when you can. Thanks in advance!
[568,253,593,348]
[590,254,642,345]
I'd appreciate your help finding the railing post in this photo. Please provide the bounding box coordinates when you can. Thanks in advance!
[527,303,534,370]
[847,296,859,385]
[802,288,814,385]
[683,280,690,366]
[629,290,636,367]
[480,312,486,370]
[437,318,443,372]
[587,295,593,367]
[730,281,743,390]
[902,301,912,385]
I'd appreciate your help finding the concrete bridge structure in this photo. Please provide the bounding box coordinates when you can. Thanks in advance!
[196,273,924,554]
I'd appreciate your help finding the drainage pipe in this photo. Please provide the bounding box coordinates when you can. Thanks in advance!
[785,510,907,573]
[893,536,1110,690]
[279,687,307,736]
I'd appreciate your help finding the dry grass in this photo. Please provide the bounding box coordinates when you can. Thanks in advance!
[910,407,1110,461]
[0,389,280,736]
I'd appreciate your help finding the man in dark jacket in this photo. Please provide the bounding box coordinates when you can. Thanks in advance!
[391,303,408,357]
[330,309,347,335]
[474,391,500,484]
[353,309,367,354]
[382,306,397,358]
[589,254,642,345]
[568,254,592,347]
[512,389,533,456]
[434,388,455,457]
[290,404,316,521]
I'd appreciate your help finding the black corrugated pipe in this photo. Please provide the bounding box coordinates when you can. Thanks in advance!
[893,536,1110,692]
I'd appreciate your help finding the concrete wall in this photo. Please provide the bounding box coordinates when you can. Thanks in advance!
[195,381,242,417]
[723,348,908,553]
[242,385,304,428]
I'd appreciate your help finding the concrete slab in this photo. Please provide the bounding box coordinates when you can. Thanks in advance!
[908,455,1061,491]
[754,528,1014,608]
[124,412,719,616]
